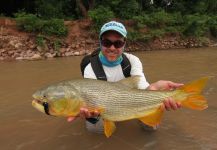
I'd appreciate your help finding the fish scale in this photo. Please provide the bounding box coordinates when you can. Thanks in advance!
[70,79,175,121]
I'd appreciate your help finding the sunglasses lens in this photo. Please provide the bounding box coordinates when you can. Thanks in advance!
[101,39,125,48]
[114,40,125,48]
[101,39,112,48]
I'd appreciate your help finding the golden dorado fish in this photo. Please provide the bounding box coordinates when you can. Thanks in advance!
[32,76,208,137]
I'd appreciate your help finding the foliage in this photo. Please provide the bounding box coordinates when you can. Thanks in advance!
[42,19,68,36]
[35,0,62,19]
[88,6,114,31]
[198,37,210,46]
[207,16,217,37]
[1,0,217,18]
[206,0,217,14]
[132,9,217,39]
[167,0,216,14]
[114,0,139,19]
[2,0,217,40]
[127,28,167,42]
[53,39,61,51]
[35,0,76,19]
[36,35,46,47]
[133,11,183,28]
[15,12,42,32]
[131,11,184,41]
[127,31,142,42]
[148,29,165,38]
[182,14,210,37]
[15,12,67,36]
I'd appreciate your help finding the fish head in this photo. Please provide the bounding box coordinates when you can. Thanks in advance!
[32,84,83,117]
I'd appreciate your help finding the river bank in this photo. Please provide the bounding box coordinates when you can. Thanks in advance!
[0,18,216,61]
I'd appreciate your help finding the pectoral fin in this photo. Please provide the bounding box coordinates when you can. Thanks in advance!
[139,107,164,127]
[103,120,116,138]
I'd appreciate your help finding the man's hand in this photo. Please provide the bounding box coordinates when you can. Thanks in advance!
[148,80,183,91]
[67,108,100,122]
[162,97,182,111]
[148,80,184,111]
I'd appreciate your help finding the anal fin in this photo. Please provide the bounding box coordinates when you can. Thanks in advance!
[103,120,116,138]
[139,107,164,127]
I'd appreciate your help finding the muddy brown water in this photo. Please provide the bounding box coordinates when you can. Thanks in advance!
[0,47,217,150]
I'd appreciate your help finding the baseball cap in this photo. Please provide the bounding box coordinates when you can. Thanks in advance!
[99,21,127,39]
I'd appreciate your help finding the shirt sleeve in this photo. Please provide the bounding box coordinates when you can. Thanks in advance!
[125,53,150,89]
[83,63,97,79]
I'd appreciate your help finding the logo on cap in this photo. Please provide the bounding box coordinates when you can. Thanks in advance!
[100,21,127,38]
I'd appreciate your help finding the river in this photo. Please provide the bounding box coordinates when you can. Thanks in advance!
[0,47,217,150]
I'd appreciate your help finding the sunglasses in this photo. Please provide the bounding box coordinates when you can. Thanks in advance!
[101,39,125,48]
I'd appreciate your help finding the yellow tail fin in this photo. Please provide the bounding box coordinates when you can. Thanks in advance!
[179,77,209,110]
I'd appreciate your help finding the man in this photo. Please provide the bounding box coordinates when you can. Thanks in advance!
[67,21,183,132]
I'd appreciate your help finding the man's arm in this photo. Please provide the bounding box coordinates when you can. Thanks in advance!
[125,53,149,89]
[83,63,97,79]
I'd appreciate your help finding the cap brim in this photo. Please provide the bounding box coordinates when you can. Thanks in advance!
[100,29,126,38]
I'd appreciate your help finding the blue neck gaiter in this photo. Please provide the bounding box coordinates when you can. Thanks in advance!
[99,51,123,67]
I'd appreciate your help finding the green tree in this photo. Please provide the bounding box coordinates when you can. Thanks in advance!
[88,6,114,31]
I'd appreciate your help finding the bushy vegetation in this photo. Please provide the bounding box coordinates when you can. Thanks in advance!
[35,0,76,19]
[207,16,217,37]
[1,0,216,41]
[36,35,46,47]
[15,12,67,36]
[88,6,114,31]
[87,0,217,41]
[182,14,210,37]
[129,10,217,41]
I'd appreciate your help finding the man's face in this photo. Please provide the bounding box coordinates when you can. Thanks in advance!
[101,31,125,62]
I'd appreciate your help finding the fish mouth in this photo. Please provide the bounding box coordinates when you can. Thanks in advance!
[32,99,50,115]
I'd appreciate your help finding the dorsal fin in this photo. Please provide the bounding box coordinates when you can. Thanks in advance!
[118,76,146,89]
